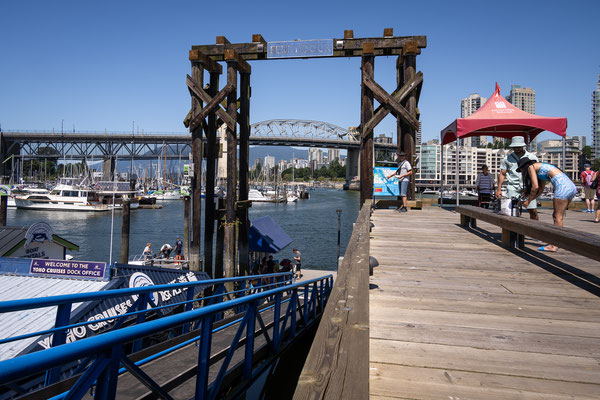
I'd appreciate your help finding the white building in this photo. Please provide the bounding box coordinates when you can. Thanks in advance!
[328,148,341,163]
[308,148,323,164]
[264,155,275,170]
[592,74,600,158]
[460,94,487,147]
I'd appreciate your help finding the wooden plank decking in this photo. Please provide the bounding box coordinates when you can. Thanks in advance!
[369,207,600,399]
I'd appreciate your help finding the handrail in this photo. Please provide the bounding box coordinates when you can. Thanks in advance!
[0,272,292,313]
[294,200,371,399]
[0,274,333,400]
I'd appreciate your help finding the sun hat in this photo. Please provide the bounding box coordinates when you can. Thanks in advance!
[516,157,534,172]
[508,136,526,148]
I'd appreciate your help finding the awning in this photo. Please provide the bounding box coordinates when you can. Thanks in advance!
[441,83,567,145]
[248,216,292,254]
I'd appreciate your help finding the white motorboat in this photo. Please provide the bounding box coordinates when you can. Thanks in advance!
[248,189,273,202]
[147,189,181,201]
[14,179,113,212]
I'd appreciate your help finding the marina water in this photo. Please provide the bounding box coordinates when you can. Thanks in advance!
[5,188,359,271]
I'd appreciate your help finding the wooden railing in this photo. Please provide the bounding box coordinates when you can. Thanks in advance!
[294,200,372,399]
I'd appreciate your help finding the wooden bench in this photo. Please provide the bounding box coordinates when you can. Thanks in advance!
[456,205,600,262]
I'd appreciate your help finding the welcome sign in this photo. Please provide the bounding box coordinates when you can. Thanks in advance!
[29,258,107,280]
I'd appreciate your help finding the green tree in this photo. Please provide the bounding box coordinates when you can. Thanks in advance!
[582,145,593,161]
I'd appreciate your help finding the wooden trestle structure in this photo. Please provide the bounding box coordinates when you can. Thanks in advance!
[185,29,426,276]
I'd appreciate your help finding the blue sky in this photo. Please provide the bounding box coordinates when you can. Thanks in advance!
[1,0,598,145]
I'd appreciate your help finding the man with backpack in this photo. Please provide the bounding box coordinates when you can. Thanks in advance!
[580,163,595,213]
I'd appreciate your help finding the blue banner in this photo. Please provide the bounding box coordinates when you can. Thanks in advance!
[30,258,107,280]
[374,167,399,196]
[267,39,333,59]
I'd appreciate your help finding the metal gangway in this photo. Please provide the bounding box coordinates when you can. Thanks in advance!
[0,272,333,399]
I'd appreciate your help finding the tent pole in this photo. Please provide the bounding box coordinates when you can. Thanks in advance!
[562,137,566,171]
[440,141,444,208]
[456,139,459,207]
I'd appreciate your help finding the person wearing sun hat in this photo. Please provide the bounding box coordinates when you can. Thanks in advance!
[496,136,539,220]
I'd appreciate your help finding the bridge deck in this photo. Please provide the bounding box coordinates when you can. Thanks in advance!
[369,207,600,399]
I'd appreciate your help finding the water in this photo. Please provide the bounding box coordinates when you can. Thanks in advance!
[5,188,360,271]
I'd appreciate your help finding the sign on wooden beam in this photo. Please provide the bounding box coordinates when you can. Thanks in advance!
[267,39,333,59]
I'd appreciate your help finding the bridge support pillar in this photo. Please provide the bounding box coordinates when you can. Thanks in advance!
[102,157,115,181]
[345,148,360,190]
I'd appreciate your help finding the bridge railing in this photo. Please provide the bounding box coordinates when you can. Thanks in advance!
[0,273,333,400]
[294,200,371,399]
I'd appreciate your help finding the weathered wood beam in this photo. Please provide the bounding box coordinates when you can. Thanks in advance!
[186,75,235,130]
[362,71,423,135]
[363,76,419,131]
[189,50,222,74]
[191,35,427,60]
[224,49,251,74]
[216,36,230,45]
[252,34,266,43]
[360,50,374,206]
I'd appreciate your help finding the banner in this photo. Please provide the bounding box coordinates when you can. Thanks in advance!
[373,167,399,196]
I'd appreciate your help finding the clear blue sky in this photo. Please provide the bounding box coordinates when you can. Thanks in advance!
[1,0,598,145]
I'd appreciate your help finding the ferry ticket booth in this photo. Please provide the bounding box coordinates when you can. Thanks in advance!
[0,221,78,260]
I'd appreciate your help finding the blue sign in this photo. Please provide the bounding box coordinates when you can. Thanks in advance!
[374,167,399,196]
[267,39,333,59]
[29,259,107,280]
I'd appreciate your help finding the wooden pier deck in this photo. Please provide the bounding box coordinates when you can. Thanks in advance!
[369,207,600,399]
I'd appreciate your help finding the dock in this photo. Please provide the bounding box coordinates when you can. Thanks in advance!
[369,207,600,399]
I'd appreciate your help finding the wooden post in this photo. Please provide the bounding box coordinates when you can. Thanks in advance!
[360,44,374,207]
[215,198,225,279]
[184,196,190,264]
[0,196,7,226]
[203,71,219,277]
[190,63,204,271]
[238,72,251,275]
[224,62,238,281]
[119,199,130,264]
[402,43,418,201]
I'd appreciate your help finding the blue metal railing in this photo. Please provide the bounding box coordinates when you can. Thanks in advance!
[0,273,332,400]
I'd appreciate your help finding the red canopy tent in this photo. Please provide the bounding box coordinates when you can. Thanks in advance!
[439,83,567,206]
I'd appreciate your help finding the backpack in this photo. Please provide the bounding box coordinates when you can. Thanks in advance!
[584,171,594,187]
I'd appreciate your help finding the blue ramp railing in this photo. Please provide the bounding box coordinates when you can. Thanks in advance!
[0,273,333,400]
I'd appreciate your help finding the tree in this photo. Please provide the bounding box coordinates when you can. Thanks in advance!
[582,145,593,161]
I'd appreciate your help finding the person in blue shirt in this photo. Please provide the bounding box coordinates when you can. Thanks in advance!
[174,236,183,260]
[517,157,577,252]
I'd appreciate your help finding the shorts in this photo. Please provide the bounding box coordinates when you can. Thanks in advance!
[584,186,595,199]
[398,180,409,197]
[507,187,537,210]
[551,173,577,200]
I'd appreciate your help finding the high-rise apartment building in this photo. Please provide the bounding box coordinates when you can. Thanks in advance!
[308,148,323,164]
[593,74,600,158]
[460,94,487,147]
[416,122,422,145]
[507,84,537,151]
[328,148,341,163]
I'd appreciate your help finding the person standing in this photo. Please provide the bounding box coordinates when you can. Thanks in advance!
[580,163,595,213]
[496,136,539,220]
[476,165,495,208]
[173,236,183,260]
[292,248,302,279]
[386,151,413,213]
[143,243,152,260]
